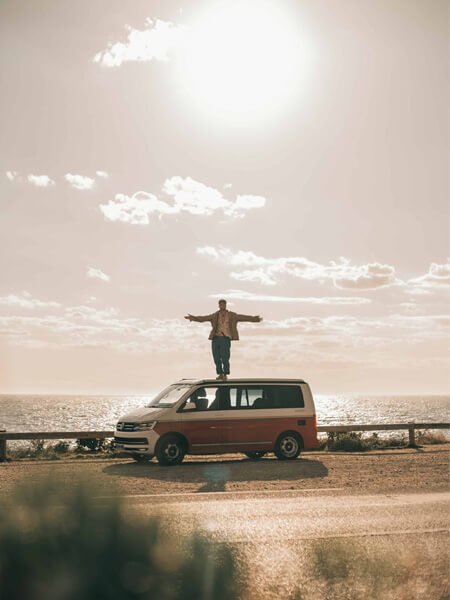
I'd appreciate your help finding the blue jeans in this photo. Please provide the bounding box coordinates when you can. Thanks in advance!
[212,336,231,375]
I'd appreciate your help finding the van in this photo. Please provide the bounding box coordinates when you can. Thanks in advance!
[114,378,320,465]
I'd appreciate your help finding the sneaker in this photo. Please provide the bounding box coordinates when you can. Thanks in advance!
[216,375,223,380]
[223,374,228,381]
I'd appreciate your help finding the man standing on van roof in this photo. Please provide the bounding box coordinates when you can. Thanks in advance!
[184,299,263,380]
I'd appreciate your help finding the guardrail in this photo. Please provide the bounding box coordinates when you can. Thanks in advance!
[0,423,449,462]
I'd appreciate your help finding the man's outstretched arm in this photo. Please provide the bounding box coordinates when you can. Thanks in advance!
[184,313,214,323]
[236,313,263,323]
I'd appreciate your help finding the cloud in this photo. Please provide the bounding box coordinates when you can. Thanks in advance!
[0,295,447,360]
[100,177,266,224]
[65,173,95,190]
[5,170,18,181]
[210,289,371,304]
[27,174,55,187]
[404,287,433,296]
[96,170,109,178]
[94,18,185,67]
[86,267,110,282]
[100,192,176,224]
[407,261,450,290]
[197,246,400,289]
[391,314,450,328]
[0,291,60,309]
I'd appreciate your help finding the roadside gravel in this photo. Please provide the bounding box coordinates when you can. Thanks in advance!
[1,445,448,497]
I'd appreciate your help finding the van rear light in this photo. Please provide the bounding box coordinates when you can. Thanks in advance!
[314,415,317,428]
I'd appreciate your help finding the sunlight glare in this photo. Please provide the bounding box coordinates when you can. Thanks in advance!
[177,1,313,126]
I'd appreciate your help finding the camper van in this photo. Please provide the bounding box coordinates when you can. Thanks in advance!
[114,378,320,465]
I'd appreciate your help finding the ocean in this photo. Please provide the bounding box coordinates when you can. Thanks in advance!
[1,393,449,435]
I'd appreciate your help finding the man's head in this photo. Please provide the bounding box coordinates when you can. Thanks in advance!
[218,299,227,311]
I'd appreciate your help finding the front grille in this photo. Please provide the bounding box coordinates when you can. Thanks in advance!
[116,422,137,432]
[114,436,148,445]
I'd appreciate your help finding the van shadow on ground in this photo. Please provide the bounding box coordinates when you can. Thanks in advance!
[103,456,328,492]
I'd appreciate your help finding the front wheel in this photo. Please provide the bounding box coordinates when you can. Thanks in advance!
[275,432,302,460]
[245,451,267,460]
[156,435,186,466]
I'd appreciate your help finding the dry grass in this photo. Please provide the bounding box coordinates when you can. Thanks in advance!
[287,537,449,600]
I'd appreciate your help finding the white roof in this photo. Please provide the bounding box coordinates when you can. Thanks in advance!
[176,378,306,384]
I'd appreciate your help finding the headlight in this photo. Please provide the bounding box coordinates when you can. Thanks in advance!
[134,421,157,431]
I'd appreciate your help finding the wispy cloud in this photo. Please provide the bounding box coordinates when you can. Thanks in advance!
[210,289,372,304]
[86,267,110,282]
[100,177,265,224]
[94,18,185,67]
[27,174,55,187]
[198,246,401,289]
[65,173,95,190]
[407,261,450,290]
[0,297,447,361]
[5,170,18,181]
[96,170,109,178]
[0,291,60,309]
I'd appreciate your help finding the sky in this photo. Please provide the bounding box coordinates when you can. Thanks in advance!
[0,0,449,395]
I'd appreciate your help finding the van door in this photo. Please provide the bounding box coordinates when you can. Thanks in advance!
[224,385,306,450]
[223,386,274,449]
[180,386,228,453]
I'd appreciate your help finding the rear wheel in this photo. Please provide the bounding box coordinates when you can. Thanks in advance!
[275,432,302,460]
[156,435,186,466]
[245,451,267,460]
[131,453,153,463]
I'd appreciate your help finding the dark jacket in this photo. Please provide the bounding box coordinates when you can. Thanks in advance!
[190,310,260,341]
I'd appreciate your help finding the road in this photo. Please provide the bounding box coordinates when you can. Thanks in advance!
[124,488,449,542]
[121,488,450,599]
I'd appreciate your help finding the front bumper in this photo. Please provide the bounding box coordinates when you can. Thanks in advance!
[113,430,159,454]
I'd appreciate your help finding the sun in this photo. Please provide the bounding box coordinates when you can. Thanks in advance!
[175,0,313,127]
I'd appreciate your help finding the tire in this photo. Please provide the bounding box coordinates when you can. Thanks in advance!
[274,432,302,460]
[245,451,267,460]
[131,453,153,463]
[156,435,186,466]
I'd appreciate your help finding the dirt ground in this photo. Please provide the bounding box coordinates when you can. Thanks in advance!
[1,444,449,497]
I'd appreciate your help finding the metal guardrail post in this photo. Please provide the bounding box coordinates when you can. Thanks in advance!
[0,430,7,462]
[408,423,416,447]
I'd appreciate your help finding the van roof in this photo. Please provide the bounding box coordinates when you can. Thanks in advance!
[176,378,306,385]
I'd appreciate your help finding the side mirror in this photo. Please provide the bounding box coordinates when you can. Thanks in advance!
[183,402,197,411]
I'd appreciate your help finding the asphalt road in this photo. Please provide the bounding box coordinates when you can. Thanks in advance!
[123,489,450,599]
[126,488,449,541]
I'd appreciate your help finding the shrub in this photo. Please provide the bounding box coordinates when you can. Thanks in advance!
[416,430,448,445]
[53,441,70,454]
[324,432,410,452]
[0,476,240,600]
[325,432,370,451]
[75,437,107,452]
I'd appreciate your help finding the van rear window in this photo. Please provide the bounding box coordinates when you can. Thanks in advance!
[228,385,304,409]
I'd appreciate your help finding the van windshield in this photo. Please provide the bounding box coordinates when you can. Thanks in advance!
[145,384,191,408]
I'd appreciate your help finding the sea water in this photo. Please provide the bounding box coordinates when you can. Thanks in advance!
[1,394,448,434]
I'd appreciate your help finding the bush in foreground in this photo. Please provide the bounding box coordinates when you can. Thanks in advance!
[0,477,239,600]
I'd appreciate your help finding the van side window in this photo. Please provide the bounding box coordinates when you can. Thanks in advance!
[185,387,220,411]
[206,387,232,411]
[243,386,304,409]
[191,385,305,411]
[272,386,304,408]
[247,387,274,409]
